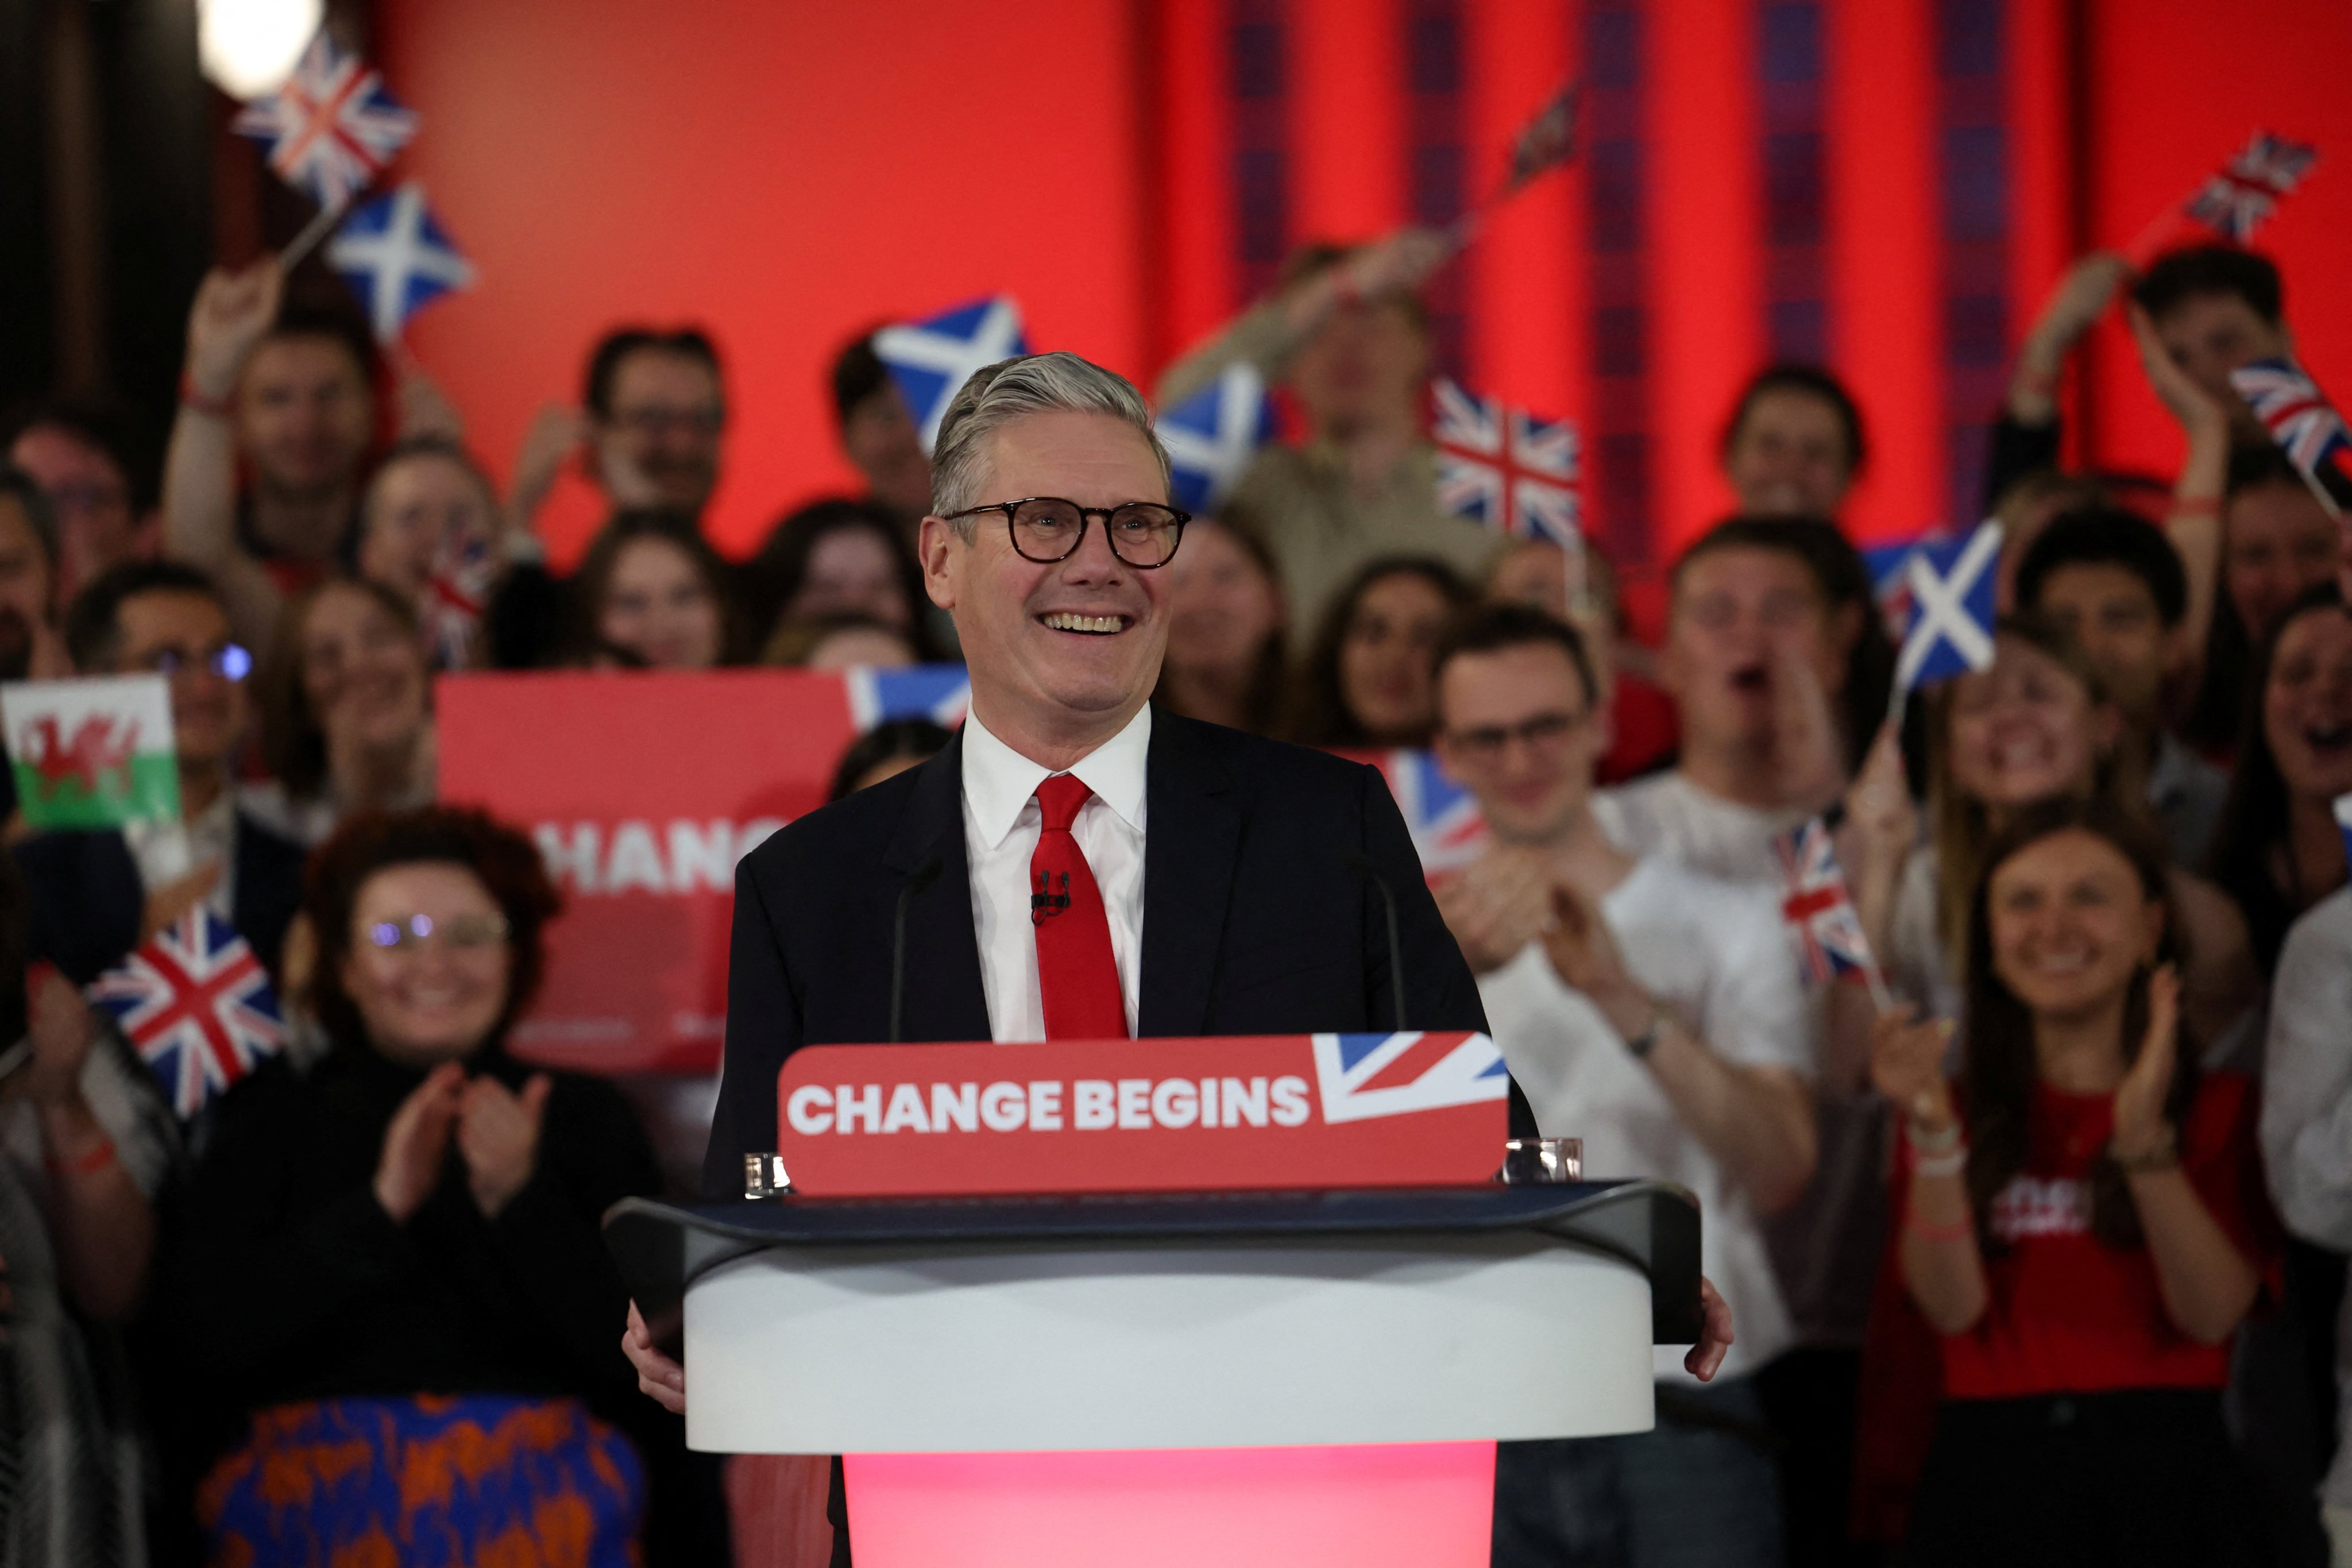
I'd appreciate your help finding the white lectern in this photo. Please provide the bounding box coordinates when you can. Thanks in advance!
[607,1181,1700,1567]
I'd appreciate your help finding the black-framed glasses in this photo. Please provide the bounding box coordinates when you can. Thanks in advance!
[947,497,1190,568]
[1446,709,1586,764]
[140,642,252,682]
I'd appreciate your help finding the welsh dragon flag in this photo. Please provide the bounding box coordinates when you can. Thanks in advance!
[0,675,180,830]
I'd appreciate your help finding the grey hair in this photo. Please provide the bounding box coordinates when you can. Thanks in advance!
[930,352,1172,527]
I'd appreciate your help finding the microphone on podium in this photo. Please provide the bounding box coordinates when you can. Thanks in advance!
[1341,849,1410,1032]
[890,855,943,1044]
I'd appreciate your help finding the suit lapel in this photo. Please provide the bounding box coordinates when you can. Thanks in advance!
[881,732,992,1043]
[1138,712,1241,1038]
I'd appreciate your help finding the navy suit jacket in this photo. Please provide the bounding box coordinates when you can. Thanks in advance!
[702,708,1520,1196]
[13,810,308,986]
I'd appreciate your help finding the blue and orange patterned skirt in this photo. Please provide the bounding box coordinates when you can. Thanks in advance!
[198,1393,644,1567]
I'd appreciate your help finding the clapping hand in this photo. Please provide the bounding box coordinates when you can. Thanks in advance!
[1433,847,1550,973]
[2111,963,2180,1164]
[623,1300,686,1413]
[373,1063,466,1223]
[1868,1003,1956,1131]
[457,1072,553,1218]
[1540,882,1648,1041]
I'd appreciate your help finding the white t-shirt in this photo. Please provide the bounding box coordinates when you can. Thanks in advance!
[1477,855,1813,1381]
[1593,770,1808,885]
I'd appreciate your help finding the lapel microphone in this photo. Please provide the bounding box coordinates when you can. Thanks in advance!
[1341,849,1410,1033]
[890,855,944,1044]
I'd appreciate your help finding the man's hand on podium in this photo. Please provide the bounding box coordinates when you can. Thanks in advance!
[1685,1277,1734,1382]
[623,1301,686,1413]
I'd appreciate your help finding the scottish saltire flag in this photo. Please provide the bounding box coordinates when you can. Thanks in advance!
[1431,379,1581,549]
[1156,362,1272,513]
[328,183,475,342]
[2230,357,2352,485]
[1504,79,1582,190]
[874,296,1029,454]
[0,674,180,831]
[1773,818,1875,986]
[88,911,284,1118]
[1310,1031,1508,1124]
[845,665,971,732]
[2183,132,2319,242]
[231,33,419,211]
[1894,520,2002,694]
[1377,749,1489,877]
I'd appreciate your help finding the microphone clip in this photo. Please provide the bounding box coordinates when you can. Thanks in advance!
[1031,870,1071,923]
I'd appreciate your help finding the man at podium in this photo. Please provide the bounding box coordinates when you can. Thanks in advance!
[622,351,1733,1561]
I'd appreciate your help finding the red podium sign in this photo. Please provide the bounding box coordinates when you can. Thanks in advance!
[776,1031,1510,1196]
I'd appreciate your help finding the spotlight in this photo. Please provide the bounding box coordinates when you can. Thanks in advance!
[196,0,322,101]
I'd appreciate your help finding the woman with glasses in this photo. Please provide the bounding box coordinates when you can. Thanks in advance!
[166,806,701,1566]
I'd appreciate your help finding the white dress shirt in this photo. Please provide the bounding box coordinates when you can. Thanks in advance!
[960,705,1150,1042]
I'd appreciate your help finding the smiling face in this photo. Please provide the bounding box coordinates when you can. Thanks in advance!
[2034,561,2172,722]
[1436,642,1606,844]
[1164,520,1282,679]
[2226,478,2340,642]
[596,349,724,513]
[599,534,724,670]
[2264,604,2352,802]
[238,335,374,501]
[301,583,429,757]
[1987,828,2164,1025]
[1723,387,1855,517]
[341,861,513,1065]
[1945,633,2117,809]
[114,589,243,771]
[1338,569,1456,745]
[920,410,1172,754]
[358,452,497,604]
[1662,544,1846,750]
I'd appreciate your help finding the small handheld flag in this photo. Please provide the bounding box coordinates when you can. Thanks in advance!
[422,530,494,669]
[327,183,476,342]
[1862,538,1926,642]
[88,911,284,1118]
[1376,749,1489,879]
[1431,378,1582,551]
[2336,792,2352,878]
[1893,521,2002,698]
[0,675,180,831]
[2230,356,2352,516]
[1772,818,1877,988]
[1156,362,1272,514]
[231,32,419,213]
[873,296,1030,455]
[1503,80,1582,192]
[2183,132,2319,244]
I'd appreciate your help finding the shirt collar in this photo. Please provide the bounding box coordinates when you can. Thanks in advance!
[961,704,1153,851]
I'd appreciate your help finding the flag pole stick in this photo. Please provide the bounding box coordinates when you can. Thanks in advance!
[278,201,344,272]
[1861,960,1895,1018]
[2292,464,2345,522]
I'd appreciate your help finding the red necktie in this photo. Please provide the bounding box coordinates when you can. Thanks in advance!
[1030,774,1128,1040]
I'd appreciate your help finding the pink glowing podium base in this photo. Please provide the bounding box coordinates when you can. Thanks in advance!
[845,1443,1496,1568]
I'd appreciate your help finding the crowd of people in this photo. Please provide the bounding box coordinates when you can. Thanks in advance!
[0,216,2346,1568]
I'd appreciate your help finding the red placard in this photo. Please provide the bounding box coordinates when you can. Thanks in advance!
[775,1032,1511,1197]
[438,670,860,1072]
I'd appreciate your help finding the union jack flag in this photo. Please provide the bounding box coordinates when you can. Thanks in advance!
[1309,1030,1509,1124]
[2183,132,2319,243]
[422,530,493,669]
[1431,378,1581,550]
[2230,356,2352,484]
[1772,818,1875,986]
[232,33,419,212]
[88,911,284,1118]
[1376,748,1489,879]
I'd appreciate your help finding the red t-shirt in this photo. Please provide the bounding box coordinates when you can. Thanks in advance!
[1905,1072,2277,1401]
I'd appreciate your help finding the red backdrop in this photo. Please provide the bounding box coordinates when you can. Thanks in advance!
[378,0,2352,584]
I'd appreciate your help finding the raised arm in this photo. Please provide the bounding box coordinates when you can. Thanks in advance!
[162,260,293,643]
[2129,304,2233,672]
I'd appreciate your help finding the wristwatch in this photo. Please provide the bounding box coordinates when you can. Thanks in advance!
[1621,1005,1664,1060]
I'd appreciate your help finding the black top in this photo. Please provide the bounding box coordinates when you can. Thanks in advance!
[704,709,1520,1197]
[167,1041,659,1430]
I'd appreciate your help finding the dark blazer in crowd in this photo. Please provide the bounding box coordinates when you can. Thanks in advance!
[704,705,1511,1194]
[13,810,306,984]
